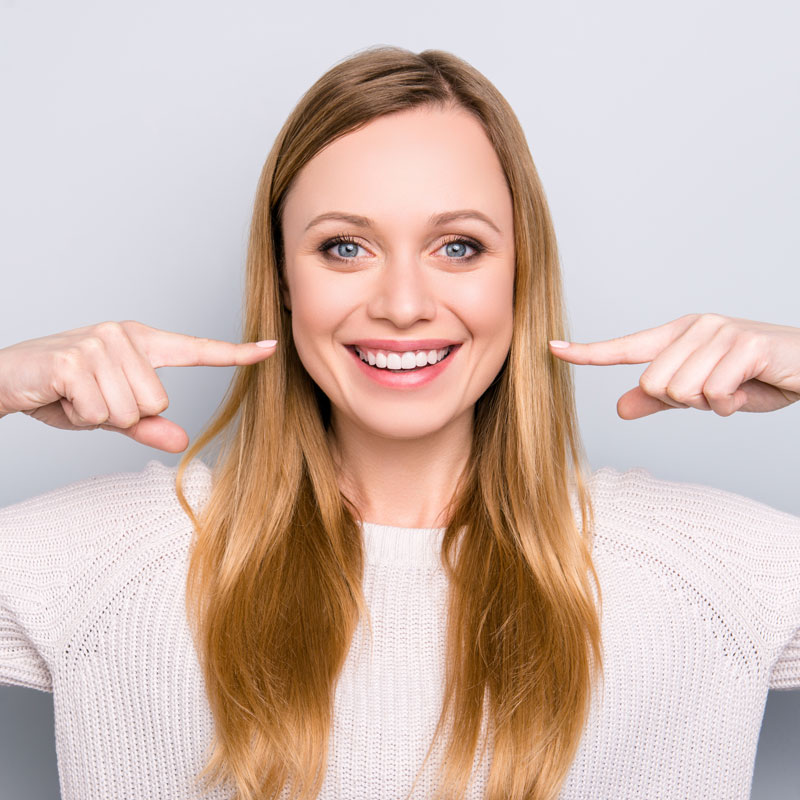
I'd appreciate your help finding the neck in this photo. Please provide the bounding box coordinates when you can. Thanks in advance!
[327,407,473,529]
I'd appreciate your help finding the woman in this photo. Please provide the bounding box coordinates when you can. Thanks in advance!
[1,45,799,800]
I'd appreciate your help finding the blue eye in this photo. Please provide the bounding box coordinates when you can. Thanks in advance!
[441,239,473,259]
[318,234,486,264]
[325,237,364,260]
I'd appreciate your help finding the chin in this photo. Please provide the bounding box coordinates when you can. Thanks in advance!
[353,409,451,441]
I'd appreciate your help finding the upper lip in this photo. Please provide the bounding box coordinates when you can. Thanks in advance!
[348,339,460,352]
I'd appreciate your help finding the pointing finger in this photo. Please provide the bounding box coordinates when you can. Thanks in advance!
[123,321,278,369]
[548,315,700,366]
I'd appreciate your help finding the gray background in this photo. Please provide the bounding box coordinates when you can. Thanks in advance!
[0,0,798,797]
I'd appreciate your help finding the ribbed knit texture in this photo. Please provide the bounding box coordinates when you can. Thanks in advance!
[1,458,799,799]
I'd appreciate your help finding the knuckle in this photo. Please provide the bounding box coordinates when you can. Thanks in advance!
[80,409,109,426]
[699,312,728,327]
[80,335,106,356]
[667,386,690,404]
[119,319,145,337]
[638,372,660,395]
[703,386,727,402]
[739,330,764,353]
[681,312,704,327]
[189,336,211,366]
[141,393,169,416]
[93,320,123,338]
[116,411,140,429]
[54,347,84,372]
[717,319,741,336]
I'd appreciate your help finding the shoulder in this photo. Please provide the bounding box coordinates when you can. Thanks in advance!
[585,464,800,547]
[585,465,800,683]
[585,465,800,630]
[0,458,214,677]
[0,457,213,551]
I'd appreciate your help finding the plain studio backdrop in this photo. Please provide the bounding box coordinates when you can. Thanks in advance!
[0,0,798,797]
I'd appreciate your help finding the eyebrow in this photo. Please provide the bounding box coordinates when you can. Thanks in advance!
[303,209,502,235]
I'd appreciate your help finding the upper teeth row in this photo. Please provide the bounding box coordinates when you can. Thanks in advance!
[355,346,452,370]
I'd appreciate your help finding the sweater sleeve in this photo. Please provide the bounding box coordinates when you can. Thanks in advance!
[696,478,800,691]
[704,486,800,691]
[602,467,800,692]
[0,477,89,692]
[770,628,800,689]
[0,458,207,692]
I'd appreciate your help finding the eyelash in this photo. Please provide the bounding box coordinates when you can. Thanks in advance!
[317,233,487,264]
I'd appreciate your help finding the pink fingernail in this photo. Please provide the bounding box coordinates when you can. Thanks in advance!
[255,339,278,348]
[549,340,570,349]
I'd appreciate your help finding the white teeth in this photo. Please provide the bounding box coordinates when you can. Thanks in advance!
[354,345,453,370]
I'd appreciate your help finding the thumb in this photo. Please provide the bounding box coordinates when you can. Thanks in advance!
[100,415,190,453]
[616,387,689,420]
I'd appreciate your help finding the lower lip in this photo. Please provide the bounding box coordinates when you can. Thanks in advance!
[346,345,461,389]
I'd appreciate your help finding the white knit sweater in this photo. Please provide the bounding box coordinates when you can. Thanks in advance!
[1,458,799,799]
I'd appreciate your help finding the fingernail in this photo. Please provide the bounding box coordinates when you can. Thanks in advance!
[549,340,570,349]
[255,339,278,348]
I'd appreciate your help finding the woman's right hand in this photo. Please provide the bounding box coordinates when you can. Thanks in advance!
[0,320,278,453]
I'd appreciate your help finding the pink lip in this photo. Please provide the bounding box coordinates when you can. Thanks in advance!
[348,338,459,352]
[345,344,460,389]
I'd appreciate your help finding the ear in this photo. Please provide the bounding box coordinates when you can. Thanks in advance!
[279,275,292,312]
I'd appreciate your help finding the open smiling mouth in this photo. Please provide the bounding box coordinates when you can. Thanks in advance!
[346,344,458,372]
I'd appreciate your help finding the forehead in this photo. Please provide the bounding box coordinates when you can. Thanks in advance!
[282,106,512,235]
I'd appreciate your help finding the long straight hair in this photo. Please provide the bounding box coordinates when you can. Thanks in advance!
[175,45,603,800]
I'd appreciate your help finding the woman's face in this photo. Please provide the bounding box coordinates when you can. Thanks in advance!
[280,105,515,441]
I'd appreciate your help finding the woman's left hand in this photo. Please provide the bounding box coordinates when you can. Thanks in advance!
[548,313,800,420]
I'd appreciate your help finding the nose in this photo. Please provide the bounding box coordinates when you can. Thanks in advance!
[365,253,437,328]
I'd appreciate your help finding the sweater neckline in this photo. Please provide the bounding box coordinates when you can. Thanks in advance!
[359,521,446,568]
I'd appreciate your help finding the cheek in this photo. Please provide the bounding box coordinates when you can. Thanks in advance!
[453,272,514,345]
[288,267,353,365]
[291,267,343,328]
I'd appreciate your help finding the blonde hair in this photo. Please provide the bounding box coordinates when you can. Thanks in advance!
[175,44,603,800]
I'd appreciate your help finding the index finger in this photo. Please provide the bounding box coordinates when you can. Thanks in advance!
[124,322,278,368]
[548,314,700,366]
